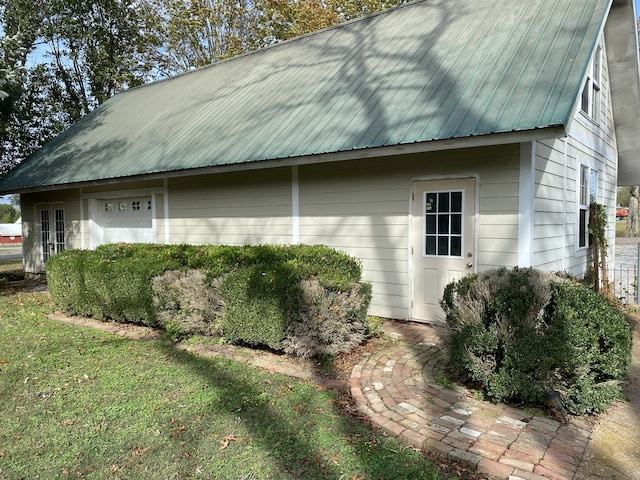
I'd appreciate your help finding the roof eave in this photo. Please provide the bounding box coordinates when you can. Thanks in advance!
[605,0,640,185]
[3,126,566,195]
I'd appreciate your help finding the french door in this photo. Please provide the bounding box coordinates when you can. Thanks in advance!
[40,205,65,263]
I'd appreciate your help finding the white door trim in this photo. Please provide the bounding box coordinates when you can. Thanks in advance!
[409,176,478,321]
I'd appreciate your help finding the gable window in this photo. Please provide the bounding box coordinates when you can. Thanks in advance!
[578,165,598,249]
[580,44,601,123]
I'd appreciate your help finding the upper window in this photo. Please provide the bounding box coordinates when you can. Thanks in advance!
[580,45,602,123]
[578,165,598,249]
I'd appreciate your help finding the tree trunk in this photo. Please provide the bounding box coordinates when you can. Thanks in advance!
[627,186,640,237]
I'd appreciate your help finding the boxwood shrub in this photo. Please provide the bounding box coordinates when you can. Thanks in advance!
[46,243,371,356]
[441,267,632,415]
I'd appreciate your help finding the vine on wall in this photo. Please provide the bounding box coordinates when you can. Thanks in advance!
[589,202,609,295]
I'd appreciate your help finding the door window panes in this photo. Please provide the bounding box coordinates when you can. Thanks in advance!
[424,190,463,257]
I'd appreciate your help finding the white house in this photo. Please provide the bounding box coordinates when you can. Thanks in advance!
[0,0,638,321]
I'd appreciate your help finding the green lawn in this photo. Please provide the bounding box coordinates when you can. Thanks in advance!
[0,288,453,480]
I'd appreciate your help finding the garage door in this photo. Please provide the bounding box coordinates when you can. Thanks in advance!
[98,197,154,244]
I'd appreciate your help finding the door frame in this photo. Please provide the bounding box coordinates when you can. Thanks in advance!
[83,188,162,249]
[409,176,479,321]
[35,202,66,270]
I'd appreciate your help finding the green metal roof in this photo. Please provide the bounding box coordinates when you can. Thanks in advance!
[0,0,617,192]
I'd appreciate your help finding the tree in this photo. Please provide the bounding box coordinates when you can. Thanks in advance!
[258,0,340,46]
[0,32,28,174]
[0,202,19,222]
[0,0,165,173]
[152,0,265,74]
[617,185,630,207]
[0,0,405,174]
[628,186,640,237]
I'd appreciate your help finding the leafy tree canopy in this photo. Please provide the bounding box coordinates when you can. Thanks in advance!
[0,0,404,175]
[0,202,19,222]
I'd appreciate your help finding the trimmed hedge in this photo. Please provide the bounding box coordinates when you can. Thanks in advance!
[441,267,632,415]
[46,243,371,356]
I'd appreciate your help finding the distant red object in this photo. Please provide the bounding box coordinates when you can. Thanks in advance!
[616,206,629,220]
[0,235,21,244]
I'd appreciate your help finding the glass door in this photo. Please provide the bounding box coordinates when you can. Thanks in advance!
[40,205,65,263]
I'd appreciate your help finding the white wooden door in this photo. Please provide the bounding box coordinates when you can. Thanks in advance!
[411,178,476,321]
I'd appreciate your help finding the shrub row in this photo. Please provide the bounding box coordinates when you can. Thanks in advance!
[441,267,632,415]
[46,243,371,357]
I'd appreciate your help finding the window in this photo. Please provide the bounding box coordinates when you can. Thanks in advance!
[578,165,598,249]
[131,201,141,211]
[423,190,463,257]
[580,45,601,123]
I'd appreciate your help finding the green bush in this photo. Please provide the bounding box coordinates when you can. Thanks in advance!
[46,250,90,315]
[46,243,371,356]
[221,267,295,350]
[282,278,372,358]
[441,267,632,415]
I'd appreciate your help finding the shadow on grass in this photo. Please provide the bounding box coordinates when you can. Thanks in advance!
[151,341,447,480]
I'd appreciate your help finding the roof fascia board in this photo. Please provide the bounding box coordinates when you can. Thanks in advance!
[605,0,640,184]
[9,126,565,195]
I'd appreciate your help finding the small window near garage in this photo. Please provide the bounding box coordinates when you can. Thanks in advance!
[580,44,602,123]
[104,202,113,212]
[578,165,598,249]
[131,201,141,211]
[146,200,152,210]
[118,202,127,212]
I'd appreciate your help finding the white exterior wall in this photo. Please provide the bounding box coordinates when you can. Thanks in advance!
[168,168,292,246]
[20,146,523,319]
[21,189,82,274]
[298,145,521,319]
[530,34,618,277]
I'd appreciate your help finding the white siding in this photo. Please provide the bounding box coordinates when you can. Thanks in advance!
[168,168,292,246]
[531,35,618,277]
[21,189,82,274]
[298,145,520,319]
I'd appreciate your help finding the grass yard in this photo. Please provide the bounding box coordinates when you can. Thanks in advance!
[0,287,454,480]
[0,258,22,280]
[617,219,628,237]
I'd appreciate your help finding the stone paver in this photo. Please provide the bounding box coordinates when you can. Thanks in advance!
[349,320,631,480]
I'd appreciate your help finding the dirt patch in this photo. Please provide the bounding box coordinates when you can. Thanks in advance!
[46,313,164,341]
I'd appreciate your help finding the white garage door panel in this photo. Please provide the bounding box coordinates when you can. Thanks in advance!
[99,197,153,245]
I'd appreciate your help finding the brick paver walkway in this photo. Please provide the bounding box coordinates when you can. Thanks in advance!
[350,321,594,480]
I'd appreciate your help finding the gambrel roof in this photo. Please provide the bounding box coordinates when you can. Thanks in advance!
[0,0,639,192]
